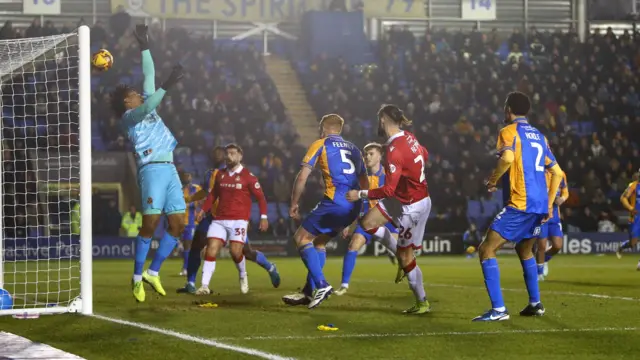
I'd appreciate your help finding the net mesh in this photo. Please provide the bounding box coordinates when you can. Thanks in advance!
[1,31,82,311]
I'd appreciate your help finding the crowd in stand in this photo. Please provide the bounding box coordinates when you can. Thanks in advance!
[2,15,639,237]
[299,25,640,233]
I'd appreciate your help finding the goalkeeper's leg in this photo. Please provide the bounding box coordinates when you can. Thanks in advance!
[132,214,162,302]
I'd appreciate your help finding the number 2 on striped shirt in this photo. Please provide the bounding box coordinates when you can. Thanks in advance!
[531,142,544,172]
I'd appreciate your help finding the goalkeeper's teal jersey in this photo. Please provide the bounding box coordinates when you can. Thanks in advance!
[121,50,176,167]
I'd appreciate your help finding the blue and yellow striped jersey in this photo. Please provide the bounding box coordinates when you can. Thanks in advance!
[623,181,640,222]
[497,118,557,214]
[364,166,385,210]
[302,135,366,203]
[183,184,201,226]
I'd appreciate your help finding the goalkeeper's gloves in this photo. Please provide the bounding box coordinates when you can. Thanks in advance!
[134,24,149,51]
[161,64,184,91]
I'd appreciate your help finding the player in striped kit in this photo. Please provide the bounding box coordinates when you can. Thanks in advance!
[336,142,398,296]
[110,25,185,302]
[616,169,640,270]
[179,171,202,276]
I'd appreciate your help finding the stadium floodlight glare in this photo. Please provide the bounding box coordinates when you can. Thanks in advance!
[0,26,92,316]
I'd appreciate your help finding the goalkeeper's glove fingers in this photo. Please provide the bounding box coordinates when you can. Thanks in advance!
[161,64,184,90]
[134,24,150,50]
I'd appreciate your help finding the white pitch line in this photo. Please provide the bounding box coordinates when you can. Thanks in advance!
[355,280,640,302]
[216,326,639,341]
[91,314,295,360]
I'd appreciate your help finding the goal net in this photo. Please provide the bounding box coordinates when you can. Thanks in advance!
[0,26,92,316]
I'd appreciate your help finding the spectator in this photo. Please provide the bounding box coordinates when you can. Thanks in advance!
[272,218,290,237]
[463,223,482,258]
[25,18,42,38]
[109,5,131,40]
[121,205,142,238]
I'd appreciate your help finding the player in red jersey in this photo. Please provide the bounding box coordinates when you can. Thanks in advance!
[197,143,269,295]
[347,104,432,314]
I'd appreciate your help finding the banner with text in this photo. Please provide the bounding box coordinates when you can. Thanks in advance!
[111,0,426,22]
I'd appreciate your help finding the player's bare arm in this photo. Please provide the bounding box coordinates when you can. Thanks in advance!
[486,149,514,192]
[290,165,312,220]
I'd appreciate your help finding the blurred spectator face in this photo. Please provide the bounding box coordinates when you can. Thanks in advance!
[364,147,382,169]
[214,148,225,162]
[225,147,243,168]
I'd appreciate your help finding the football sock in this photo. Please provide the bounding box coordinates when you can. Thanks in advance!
[235,255,247,278]
[299,243,328,289]
[537,264,545,275]
[149,232,178,273]
[620,240,631,250]
[186,247,202,285]
[133,235,151,282]
[521,257,541,305]
[341,250,358,286]
[481,258,505,310]
[405,260,426,301]
[255,251,274,272]
[375,226,397,255]
[182,248,190,271]
[544,253,553,262]
[201,257,216,287]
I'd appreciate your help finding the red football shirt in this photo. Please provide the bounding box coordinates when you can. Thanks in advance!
[367,131,429,205]
[202,165,267,221]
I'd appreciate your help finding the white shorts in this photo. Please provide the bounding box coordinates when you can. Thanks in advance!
[206,219,249,244]
[378,196,431,250]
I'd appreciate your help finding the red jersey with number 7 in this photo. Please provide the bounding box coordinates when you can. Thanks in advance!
[201,165,267,221]
[367,131,429,205]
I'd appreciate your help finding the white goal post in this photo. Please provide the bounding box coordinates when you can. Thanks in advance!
[0,26,92,316]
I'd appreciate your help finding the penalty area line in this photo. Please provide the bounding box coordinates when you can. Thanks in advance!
[217,326,639,341]
[91,314,295,360]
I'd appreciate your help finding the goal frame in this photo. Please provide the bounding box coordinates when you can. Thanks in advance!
[0,25,93,316]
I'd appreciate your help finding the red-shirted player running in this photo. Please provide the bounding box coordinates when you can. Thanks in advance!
[198,144,269,295]
[346,104,432,314]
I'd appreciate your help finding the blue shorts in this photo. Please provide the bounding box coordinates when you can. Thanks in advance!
[490,207,545,243]
[539,221,563,239]
[629,219,640,239]
[138,163,185,215]
[302,198,361,237]
[182,226,196,241]
[353,222,398,244]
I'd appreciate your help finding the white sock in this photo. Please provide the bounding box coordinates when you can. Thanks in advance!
[235,256,247,278]
[494,306,507,312]
[201,260,216,287]
[530,301,540,306]
[147,269,158,276]
[340,283,349,288]
[132,275,142,282]
[375,226,397,255]
[406,265,427,302]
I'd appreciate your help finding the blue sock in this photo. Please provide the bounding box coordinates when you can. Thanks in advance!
[342,250,358,285]
[620,240,631,250]
[134,236,152,277]
[186,248,201,284]
[522,257,541,304]
[299,243,327,289]
[317,248,326,269]
[255,251,273,272]
[149,232,179,273]
[544,253,553,262]
[182,249,190,271]
[537,264,544,275]
[481,258,505,310]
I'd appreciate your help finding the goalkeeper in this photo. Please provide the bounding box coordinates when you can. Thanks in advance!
[111,25,185,302]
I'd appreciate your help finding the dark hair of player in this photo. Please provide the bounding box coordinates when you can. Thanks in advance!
[363,142,383,153]
[505,91,531,116]
[378,104,412,126]
[110,84,134,118]
[225,143,243,155]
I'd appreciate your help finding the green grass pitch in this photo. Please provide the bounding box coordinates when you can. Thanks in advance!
[2,255,640,359]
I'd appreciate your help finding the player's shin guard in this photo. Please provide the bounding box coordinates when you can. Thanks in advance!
[521,257,541,305]
[201,256,216,287]
[255,251,273,272]
[405,260,427,301]
[148,232,178,275]
[235,255,247,278]
[341,250,358,286]
[298,243,328,288]
[481,258,506,311]
[375,227,397,255]
[133,236,152,281]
